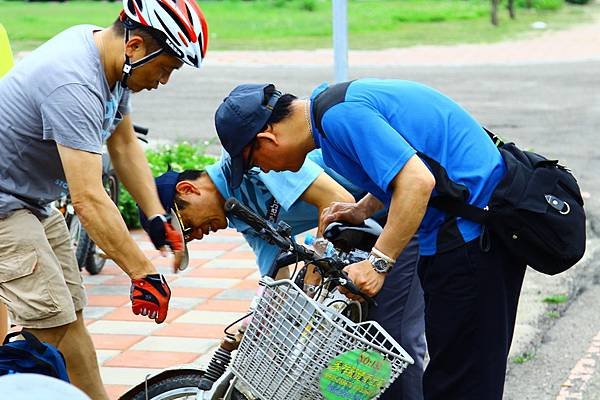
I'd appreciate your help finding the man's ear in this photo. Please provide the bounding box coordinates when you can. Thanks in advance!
[124,35,145,59]
[256,130,279,145]
[175,181,200,195]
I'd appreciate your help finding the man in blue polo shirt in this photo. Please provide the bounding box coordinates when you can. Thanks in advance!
[213,80,527,399]
[139,150,425,400]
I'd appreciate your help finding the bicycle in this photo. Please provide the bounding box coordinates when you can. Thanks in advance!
[119,198,414,400]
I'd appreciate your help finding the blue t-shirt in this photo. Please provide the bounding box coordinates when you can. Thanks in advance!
[309,79,506,255]
[206,150,364,276]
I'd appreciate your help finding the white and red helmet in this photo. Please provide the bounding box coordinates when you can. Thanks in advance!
[121,0,208,68]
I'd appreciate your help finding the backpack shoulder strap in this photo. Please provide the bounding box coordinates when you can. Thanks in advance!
[428,196,489,223]
[423,126,504,221]
[312,80,354,137]
[4,330,46,354]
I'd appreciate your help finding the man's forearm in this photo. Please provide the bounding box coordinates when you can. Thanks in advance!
[373,156,435,260]
[374,187,428,260]
[73,190,155,279]
[111,140,164,217]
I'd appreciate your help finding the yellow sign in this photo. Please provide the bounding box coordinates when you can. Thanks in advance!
[0,24,14,77]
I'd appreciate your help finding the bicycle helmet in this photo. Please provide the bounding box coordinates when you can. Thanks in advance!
[119,0,208,85]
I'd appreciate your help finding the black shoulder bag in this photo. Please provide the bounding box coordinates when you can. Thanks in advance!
[427,128,586,275]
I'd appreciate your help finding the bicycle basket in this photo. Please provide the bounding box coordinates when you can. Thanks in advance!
[231,278,414,400]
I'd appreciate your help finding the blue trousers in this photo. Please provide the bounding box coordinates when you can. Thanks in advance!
[368,237,425,400]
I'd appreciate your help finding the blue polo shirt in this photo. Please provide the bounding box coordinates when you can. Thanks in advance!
[206,150,364,276]
[309,79,506,255]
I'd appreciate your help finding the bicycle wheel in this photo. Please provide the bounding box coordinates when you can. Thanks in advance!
[125,373,203,400]
[83,237,106,275]
[105,169,120,205]
[68,214,92,270]
[122,372,252,400]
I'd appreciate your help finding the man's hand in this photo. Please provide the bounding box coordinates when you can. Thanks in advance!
[340,259,386,299]
[320,202,369,228]
[130,274,171,323]
[146,214,185,271]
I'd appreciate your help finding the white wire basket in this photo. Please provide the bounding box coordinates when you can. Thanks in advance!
[231,278,414,400]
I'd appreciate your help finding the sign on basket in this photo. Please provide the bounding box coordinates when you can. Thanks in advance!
[320,349,392,400]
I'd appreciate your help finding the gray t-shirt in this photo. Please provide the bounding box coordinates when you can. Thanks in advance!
[0,25,130,218]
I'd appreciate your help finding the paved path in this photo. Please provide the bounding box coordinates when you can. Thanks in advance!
[202,18,600,67]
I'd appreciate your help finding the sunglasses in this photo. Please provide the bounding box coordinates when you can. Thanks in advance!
[173,202,193,242]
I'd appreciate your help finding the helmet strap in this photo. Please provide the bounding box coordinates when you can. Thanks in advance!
[120,28,165,88]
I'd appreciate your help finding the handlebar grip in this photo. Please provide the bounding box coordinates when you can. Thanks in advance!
[340,270,377,308]
[224,198,270,233]
[133,124,149,135]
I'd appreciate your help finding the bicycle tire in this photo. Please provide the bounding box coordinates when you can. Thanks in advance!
[125,373,204,400]
[83,236,106,275]
[69,214,92,270]
[122,373,252,400]
[105,169,120,205]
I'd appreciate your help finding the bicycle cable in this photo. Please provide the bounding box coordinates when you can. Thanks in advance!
[224,311,254,337]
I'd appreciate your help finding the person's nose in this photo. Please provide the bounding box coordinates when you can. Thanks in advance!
[159,71,172,85]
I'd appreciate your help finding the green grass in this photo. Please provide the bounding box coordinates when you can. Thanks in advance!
[543,294,569,304]
[1,0,598,52]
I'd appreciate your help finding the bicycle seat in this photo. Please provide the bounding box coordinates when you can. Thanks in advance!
[323,218,383,253]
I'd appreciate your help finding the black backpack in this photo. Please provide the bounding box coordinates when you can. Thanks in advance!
[428,129,586,275]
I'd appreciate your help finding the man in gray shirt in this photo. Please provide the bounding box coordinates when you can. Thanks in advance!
[0,0,208,398]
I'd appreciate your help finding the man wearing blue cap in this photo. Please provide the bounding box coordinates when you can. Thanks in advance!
[140,149,425,400]
[213,81,526,400]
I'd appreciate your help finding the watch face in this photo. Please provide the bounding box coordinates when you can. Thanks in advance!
[369,254,390,273]
[373,259,389,272]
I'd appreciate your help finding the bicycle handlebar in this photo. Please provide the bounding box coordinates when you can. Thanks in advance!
[224,197,375,306]
[225,198,272,234]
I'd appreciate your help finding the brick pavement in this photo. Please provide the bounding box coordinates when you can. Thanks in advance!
[82,229,264,399]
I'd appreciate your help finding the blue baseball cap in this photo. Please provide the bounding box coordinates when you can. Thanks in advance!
[138,170,190,270]
[214,83,281,188]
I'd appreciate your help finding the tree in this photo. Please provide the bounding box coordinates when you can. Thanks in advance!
[491,0,516,26]
[491,0,500,25]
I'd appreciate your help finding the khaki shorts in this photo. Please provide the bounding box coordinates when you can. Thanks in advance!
[0,208,86,328]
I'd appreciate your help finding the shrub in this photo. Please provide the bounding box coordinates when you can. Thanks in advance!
[516,0,564,10]
[300,0,317,12]
[119,142,217,228]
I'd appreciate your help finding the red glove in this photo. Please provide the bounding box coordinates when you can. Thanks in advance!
[146,214,184,253]
[130,274,171,324]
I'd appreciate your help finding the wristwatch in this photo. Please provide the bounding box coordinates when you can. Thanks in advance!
[368,252,394,274]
